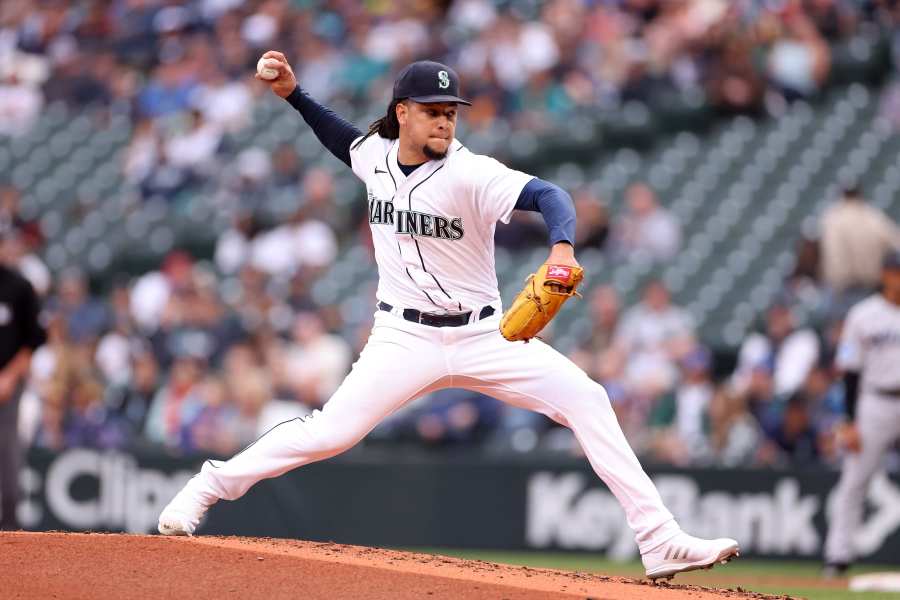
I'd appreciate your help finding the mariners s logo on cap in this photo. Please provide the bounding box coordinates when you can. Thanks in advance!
[391,61,471,105]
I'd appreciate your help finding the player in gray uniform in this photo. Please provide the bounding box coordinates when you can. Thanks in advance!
[823,250,900,576]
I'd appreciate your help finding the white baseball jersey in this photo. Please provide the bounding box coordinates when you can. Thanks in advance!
[836,294,900,393]
[349,135,533,314]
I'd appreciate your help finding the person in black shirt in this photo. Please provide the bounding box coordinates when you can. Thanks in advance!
[0,226,47,530]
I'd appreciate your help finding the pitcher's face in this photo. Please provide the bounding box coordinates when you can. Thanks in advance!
[398,101,458,160]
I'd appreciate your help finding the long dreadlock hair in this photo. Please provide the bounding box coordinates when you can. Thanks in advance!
[352,98,403,150]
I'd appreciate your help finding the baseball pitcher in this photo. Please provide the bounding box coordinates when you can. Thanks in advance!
[158,52,739,580]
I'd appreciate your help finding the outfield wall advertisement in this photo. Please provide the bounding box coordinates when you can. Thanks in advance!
[18,448,900,563]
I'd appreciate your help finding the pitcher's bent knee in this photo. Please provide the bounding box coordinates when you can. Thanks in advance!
[560,379,614,419]
[302,416,366,458]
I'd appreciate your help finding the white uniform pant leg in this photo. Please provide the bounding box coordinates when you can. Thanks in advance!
[451,319,680,554]
[200,312,448,501]
[825,396,900,564]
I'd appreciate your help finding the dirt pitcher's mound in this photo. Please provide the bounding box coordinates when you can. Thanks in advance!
[0,532,790,600]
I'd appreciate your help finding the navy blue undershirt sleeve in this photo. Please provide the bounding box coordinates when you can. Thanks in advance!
[284,86,363,168]
[514,178,576,247]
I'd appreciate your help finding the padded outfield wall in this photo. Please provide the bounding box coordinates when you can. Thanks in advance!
[18,448,900,564]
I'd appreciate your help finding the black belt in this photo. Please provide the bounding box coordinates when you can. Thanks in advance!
[377,301,494,327]
[875,387,900,398]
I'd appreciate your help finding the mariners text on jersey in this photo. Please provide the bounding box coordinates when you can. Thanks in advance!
[368,193,465,240]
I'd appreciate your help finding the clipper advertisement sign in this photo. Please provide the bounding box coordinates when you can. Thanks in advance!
[20,449,195,534]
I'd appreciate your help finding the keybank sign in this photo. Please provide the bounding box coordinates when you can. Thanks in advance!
[526,471,900,560]
[20,449,194,533]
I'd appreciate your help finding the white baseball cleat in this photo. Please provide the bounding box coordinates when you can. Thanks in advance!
[642,532,740,581]
[157,475,217,536]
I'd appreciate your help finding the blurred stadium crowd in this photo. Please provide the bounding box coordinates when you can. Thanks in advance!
[1,0,899,468]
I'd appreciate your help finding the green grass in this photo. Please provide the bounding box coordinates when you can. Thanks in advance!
[406,548,900,600]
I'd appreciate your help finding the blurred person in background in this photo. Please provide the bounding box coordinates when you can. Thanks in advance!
[0,224,50,297]
[250,200,339,279]
[572,188,610,250]
[0,63,44,137]
[227,263,289,334]
[733,303,820,399]
[154,267,239,369]
[606,280,696,456]
[130,250,195,333]
[758,391,823,466]
[819,182,900,311]
[0,225,46,530]
[50,267,108,345]
[94,278,141,386]
[616,279,696,395]
[43,49,112,108]
[143,351,206,453]
[0,186,49,296]
[220,341,309,431]
[137,59,198,119]
[214,147,274,216]
[32,376,68,452]
[94,316,133,387]
[782,233,825,314]
[582,284,623,356]
[61,373,128,450]
[569,285,622,381]
[231,368,277,442]
[648,346,715,466]
[214,208,261,276]
[297,166,341,230]
[104,345,160,447]
[0,185,43,248]
[163,108,223,182]
[280,311,351,409]
[705,385,763,467]
[191,66,253,133]
[189,370,276,458]
[803,0,858,41]
[181,374,234,456]
[139,141,195,201]
[123,118,163,186]
[764,6,831,105]
[614,182,681,261]
[270,142,303,193]
[704,19,767,115]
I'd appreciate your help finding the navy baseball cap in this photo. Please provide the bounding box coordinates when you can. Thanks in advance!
[884,250,900,270]
[392,61,471,106]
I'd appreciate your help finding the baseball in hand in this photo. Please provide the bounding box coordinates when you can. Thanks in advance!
[256,57,280,80]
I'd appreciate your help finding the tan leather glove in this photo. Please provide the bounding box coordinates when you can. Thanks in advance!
[500,263,584,342]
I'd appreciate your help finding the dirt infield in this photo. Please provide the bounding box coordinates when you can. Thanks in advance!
[0,532,794,599]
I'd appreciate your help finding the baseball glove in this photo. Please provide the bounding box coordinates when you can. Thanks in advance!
[500,263,584,342]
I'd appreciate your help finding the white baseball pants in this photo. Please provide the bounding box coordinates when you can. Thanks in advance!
[825,394,900,564]
[194,310,680,553]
